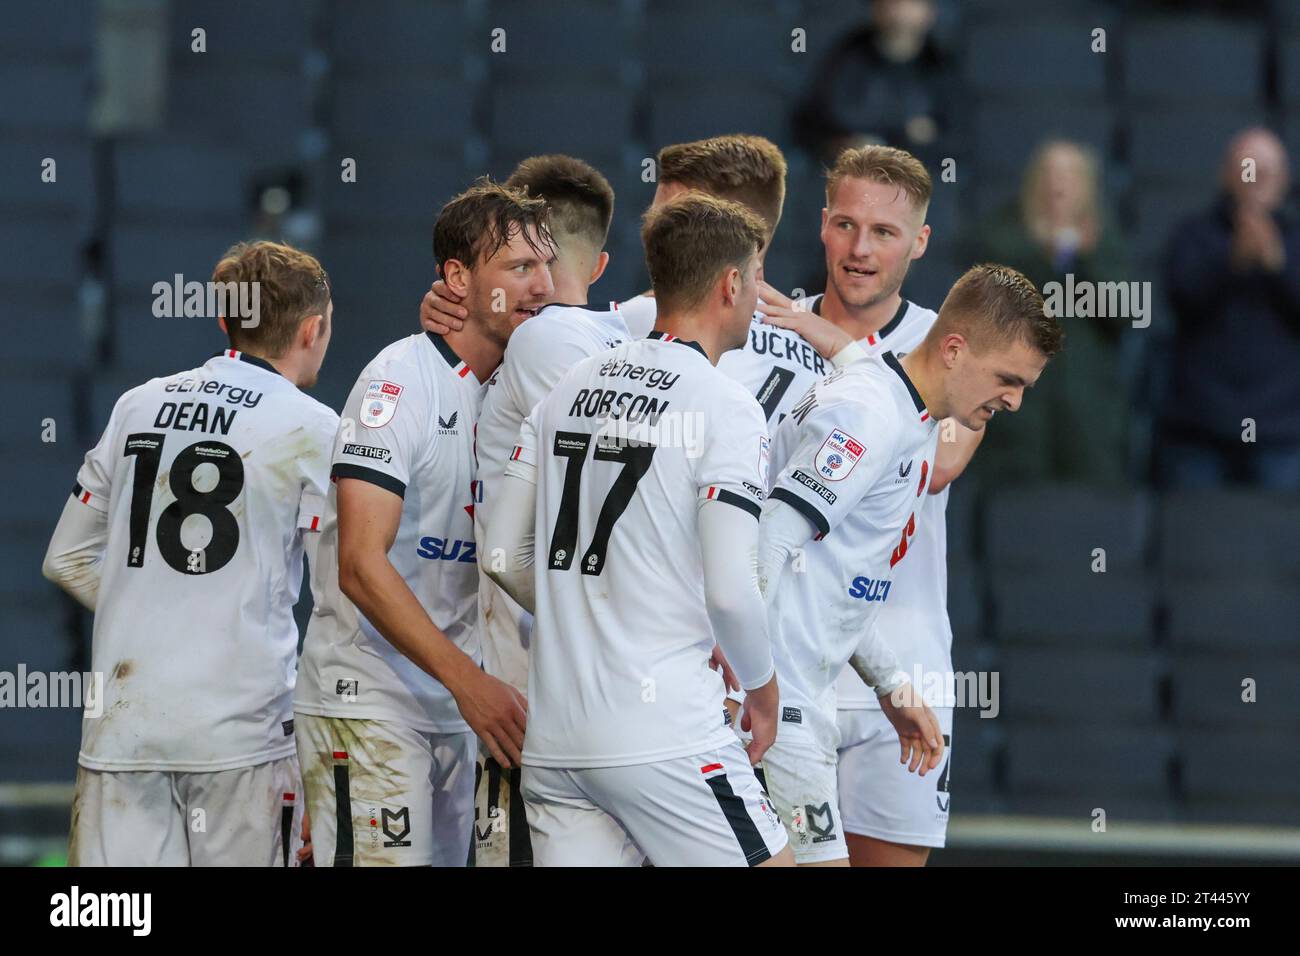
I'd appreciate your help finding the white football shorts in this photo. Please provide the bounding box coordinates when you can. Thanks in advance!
[295,713,474,866]
[68,756,304,866]
[522,740,787,867]
[758,698,847,865]
[835,706,954,848]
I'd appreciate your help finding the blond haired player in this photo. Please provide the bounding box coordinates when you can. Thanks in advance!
[44,241,337,866]
[759,146,987,866]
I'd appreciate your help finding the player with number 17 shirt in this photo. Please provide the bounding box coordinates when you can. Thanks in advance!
[484,194,793,866]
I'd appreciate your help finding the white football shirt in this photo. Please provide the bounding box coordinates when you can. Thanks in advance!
[616,293,657,340]
[509,332,771,767]
[73,350,338,772]
[799,298,957,711]
[619,292,838,426]
[765,351,940,720]
[475,302,629,692]
[294,332,484,733]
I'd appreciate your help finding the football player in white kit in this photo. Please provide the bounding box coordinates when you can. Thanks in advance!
[471,156,625,866]
[756,263,1063,865]
[293,181,554,866]
[483,195,794,866]
[43,241,338,866]
[753,146,991,865]
[418,135,793,718]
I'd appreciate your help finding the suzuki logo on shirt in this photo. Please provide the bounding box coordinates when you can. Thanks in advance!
[848,576,892,602]
[416,536,477,563]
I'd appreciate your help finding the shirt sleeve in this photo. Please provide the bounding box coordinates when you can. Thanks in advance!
[500,318,595,423]
[298,407,339,532]
[330,362,432,499]
[694,383,770,520]
[767,392,897,537]
[73,393,130,514]
[504,405,540,479]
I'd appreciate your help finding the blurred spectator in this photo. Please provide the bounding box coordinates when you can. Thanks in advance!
[793,0,954,167]
[967,140,1132,487]
[1159,127,1300,490]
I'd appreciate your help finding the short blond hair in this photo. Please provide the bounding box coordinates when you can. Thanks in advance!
[658,134,787,242]
[212,240,330,357]
[826,144,932,215]
[931,263,1062,357]
[641,194,766,315]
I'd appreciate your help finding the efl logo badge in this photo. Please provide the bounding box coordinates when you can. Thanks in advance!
[814,428,864,481]
[758,435,771,489]
[361,380,402,428]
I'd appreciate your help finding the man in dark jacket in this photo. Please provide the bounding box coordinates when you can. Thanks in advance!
[793,0,954,169]
[1161,127,1300,490]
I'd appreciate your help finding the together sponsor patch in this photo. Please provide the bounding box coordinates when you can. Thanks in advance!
[791,469,837,504]
[341,442,392,463]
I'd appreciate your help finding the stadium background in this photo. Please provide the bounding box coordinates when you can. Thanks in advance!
[1,0,1297,865]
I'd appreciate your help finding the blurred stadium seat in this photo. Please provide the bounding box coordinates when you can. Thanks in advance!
[992,573,1156,649]
[1179,731,1300,824]
[965,21,1107,98]
[998,647,1163,725]
[333,72,479,149]
[328,0,472,69]
[113,139,249,222]
[950,706,1002,813]
[0,62,89,132]
[489,78,635,156]
[985,486,1152,572]
[321,145,465,228]
[1003,726,1177,821]
[1122,18,1264,105]
[1159,490,1300,583]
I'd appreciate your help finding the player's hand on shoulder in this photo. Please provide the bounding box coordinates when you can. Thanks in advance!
[879,681,944,776]
[420,278,467,334]
[738,674,780,766]
[757,280,854,361]
[453,667,528,768]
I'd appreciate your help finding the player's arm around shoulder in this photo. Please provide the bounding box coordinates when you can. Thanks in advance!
[756,280,863,367]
